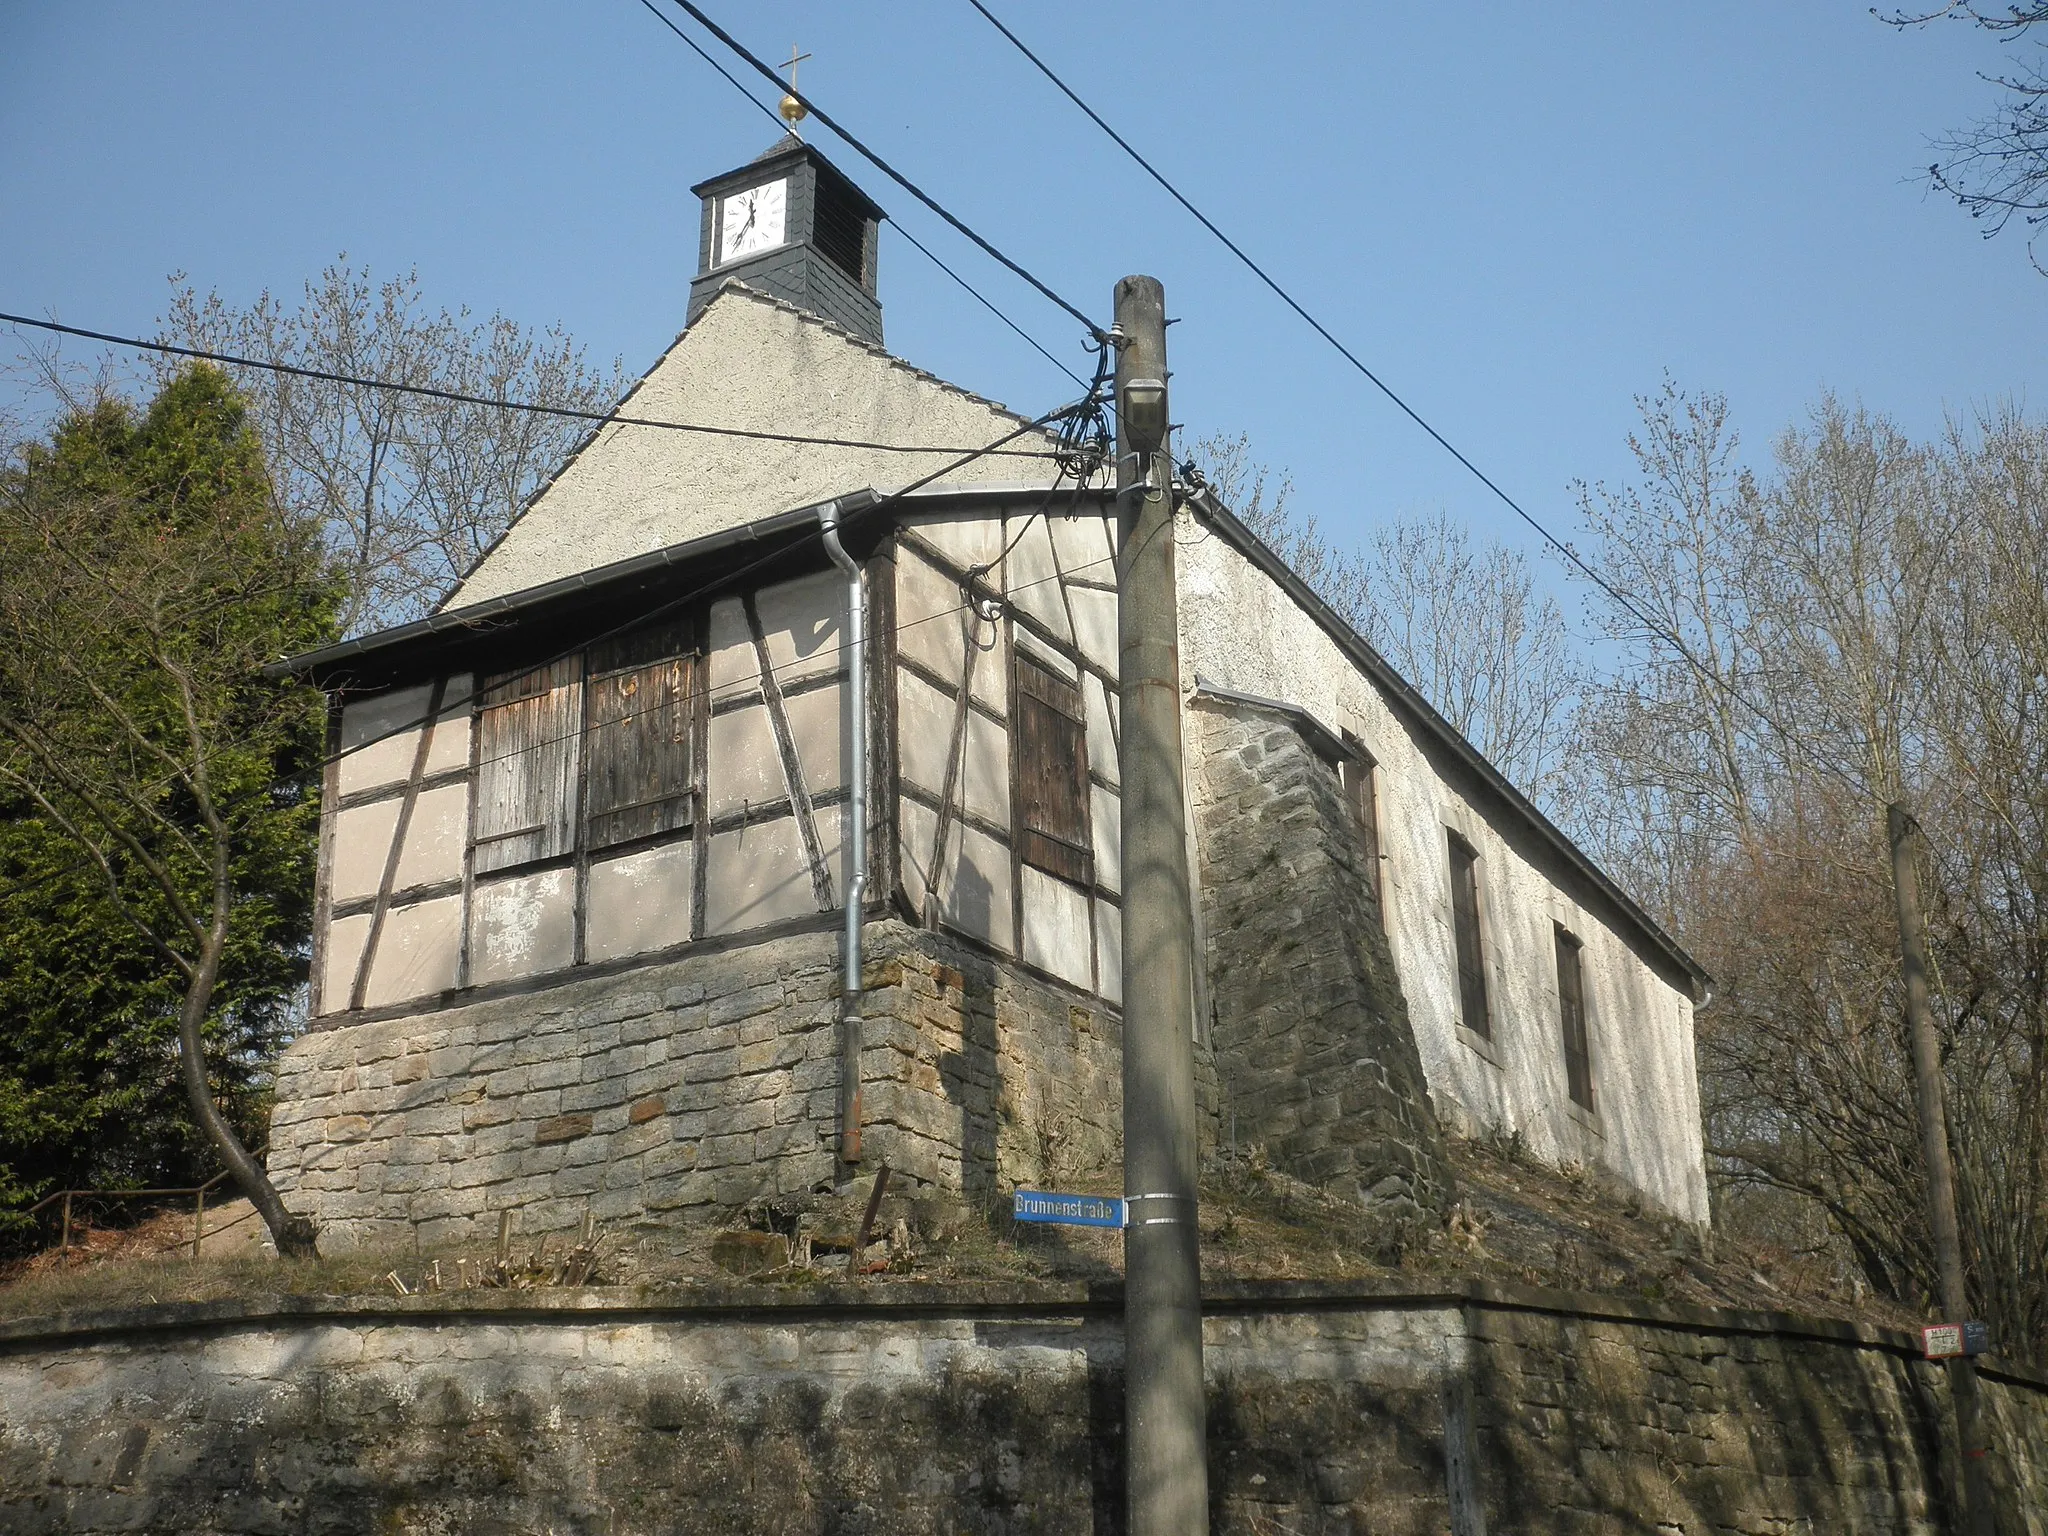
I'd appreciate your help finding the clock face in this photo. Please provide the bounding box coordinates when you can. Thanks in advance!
[718,178,787,265]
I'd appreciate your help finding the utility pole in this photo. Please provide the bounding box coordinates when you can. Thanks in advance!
[1888,803,1996,1536]
[1113,274,1208,1536]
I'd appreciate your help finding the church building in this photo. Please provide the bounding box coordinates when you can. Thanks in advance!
[266,135,1711,1250]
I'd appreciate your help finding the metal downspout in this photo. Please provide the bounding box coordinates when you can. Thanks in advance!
[820,503,867,1165]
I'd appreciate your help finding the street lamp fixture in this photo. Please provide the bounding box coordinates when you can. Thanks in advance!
[1120,377,1168,458]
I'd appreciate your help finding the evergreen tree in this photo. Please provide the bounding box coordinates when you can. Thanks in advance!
[0,365,339,1254]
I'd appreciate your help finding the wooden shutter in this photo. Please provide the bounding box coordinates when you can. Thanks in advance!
[1015,654,1093,885]
[1341,750,1385,919]
[1556,927,1593,1110]
[583,619,697,851]
[1448,833,1490,1038]
[473,657,582,874]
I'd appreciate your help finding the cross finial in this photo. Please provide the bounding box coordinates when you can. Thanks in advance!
[778,44,812,133]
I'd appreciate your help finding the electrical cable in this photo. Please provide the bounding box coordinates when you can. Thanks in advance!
[661,0,1106,344]
[629,0,1091,391]
[965,1,1876,801]
[0,312,1059,460]
[888,222,1092,391]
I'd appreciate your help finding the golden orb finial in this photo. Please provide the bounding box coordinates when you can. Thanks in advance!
[777,45,811,135]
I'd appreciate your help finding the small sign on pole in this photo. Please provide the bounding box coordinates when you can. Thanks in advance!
[1013,1190,1126,1228]
[1923,1321,1994,1359]
[1924,1323,1965,1359]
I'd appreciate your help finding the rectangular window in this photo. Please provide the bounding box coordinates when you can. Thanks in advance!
[1448,831,1490,1039]
[471,619,701,877]
[1555,927,1594,1111]
[1014,652,1093,885]
[1341,746,1384,919]
[583,619,697,851]
[473,657,583,874]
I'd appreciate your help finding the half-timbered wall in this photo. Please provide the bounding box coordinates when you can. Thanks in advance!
[315,571,850,1017]
[890,508,1124,1004]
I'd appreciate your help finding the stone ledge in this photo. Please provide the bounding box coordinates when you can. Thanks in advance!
[5,1275,2040,1389]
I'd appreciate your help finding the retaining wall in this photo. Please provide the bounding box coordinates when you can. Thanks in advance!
[1,1281,2042,1534]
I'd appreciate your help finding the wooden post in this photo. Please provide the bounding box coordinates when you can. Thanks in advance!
[1114,274,1208,1536]
[1889,803,1996,1536]
[192,1183,207,1261]
[59,1191,71,1255]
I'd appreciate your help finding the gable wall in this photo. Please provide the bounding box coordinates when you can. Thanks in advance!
[1176,510,1710,1223]
[443,289,1054,612]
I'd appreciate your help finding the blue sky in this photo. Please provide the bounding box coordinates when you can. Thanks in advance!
[3,2,2041,614]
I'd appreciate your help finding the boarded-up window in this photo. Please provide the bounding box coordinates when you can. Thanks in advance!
[1341,746,1384,920]
[1015,653,1093,885]
[583,619,697,851]
[1556,927,1593,1110]
[1448,832,1490,1039]
[473,658,582,874]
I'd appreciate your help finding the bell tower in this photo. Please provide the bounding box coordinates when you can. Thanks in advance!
[687,135,886,346]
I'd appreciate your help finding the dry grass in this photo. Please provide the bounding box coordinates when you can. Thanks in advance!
[0,1136,1930,1334]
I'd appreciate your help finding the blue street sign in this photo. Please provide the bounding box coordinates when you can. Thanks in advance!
[1013,1190,1126,1228]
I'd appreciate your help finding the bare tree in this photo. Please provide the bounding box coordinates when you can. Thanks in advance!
[1189,430,1589,812]
[1580,382,2048,1358]
[161,262,625,634]
[1885,3,2048,269]
[0,366,337,1256]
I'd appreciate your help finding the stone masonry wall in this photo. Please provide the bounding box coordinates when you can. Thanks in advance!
[269,918,1124,1251]
[1192,700,1455,1218]
[2,1283,2043,1534]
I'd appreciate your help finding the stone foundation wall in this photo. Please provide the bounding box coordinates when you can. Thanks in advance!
[2,1283,2042,1534]
[1192,700,1455,1217]
[269,918,1125,1250]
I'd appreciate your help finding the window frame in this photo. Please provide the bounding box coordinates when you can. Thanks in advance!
[1340,737,1385,921]
[1554,924,1595,1114]
[469,616,704,882]
[1011,648,1094,887]
[471,657,585,876]
[1447,829,1492,1044]
[581,619,699,855]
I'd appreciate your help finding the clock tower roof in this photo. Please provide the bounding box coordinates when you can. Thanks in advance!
[687,137,887,345]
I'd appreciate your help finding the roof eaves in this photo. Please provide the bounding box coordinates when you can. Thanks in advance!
[270,489,881,684]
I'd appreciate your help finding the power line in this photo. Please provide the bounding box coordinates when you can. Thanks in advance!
[629,0,1089,392]
[965,1,1876,802]
[0,312,1059,460]
[890,222,1092,391]
[661,0,1106,344]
